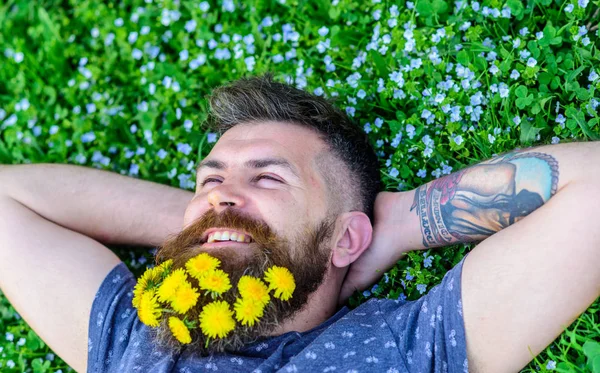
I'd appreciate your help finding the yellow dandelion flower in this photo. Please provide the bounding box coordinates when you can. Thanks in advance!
[168,317,192,344]
[155,259,174,278]
[233,297,265,327]
[199,301,236,339]
[157,268,188,303]
[237,276,270,306]
[138,289,162,327]
[185,253,221,280]
[132,266,161,309]
[170,281,200,314]
[199,269,232,295]
[264,266,296,301]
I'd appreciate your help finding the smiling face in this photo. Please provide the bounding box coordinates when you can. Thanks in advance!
[151,121,342,354]
[183,120,333,259]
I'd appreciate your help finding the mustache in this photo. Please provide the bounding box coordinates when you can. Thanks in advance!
[156,209,284,266]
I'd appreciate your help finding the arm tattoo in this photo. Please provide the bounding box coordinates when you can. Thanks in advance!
[410,151,560,248]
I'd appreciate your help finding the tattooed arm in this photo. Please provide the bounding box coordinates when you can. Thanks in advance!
[341,141,600,372]
[410,150,559,248]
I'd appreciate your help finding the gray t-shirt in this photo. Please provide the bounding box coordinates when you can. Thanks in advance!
[87,257,468,373]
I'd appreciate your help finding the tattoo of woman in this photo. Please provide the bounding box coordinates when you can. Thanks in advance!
[410,151,559,247]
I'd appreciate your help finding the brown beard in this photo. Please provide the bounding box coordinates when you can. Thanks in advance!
[150,208,336,356]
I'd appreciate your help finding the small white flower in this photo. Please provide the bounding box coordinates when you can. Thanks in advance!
[132,49,143,60]
[14,52,24,63]
[318,26,329,37]
[519,27,529,36]
[17,337,26,346]
[91,27,100,38]
[582,36,591,46]
[589,70,599,82]
[114,18,124,27]
[128,31,138,44]
[199,1,210,12]
[488,134,495,144]
[185,19,197,33]
[179,49,189,61]
[513,116,521,125]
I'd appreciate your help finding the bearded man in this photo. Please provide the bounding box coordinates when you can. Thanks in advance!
[0,76,598,373]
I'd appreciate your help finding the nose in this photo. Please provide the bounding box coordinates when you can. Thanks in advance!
[207,184,246,213]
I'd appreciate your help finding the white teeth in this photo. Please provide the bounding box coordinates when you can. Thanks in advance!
[205,231,252,243]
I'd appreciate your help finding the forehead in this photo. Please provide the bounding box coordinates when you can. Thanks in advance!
[204,121,327,174]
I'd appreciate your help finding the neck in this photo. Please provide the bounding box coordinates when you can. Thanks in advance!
[268,267,343,336]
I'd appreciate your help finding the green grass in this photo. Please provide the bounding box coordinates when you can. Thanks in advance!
[1,0,600,371]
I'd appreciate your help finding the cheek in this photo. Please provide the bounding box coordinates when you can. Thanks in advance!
[182,195,206,229]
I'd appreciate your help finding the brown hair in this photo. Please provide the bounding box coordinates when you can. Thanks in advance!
[202,74,382,222]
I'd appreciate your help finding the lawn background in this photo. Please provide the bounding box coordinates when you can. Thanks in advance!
[0,0,599,371]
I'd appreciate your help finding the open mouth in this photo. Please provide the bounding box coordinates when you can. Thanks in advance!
[200,229,254,245]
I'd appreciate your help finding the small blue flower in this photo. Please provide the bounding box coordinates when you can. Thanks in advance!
[416,284,427,294]
[423,254,434,268]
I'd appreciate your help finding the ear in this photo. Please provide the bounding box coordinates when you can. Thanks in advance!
[331,212,373,268]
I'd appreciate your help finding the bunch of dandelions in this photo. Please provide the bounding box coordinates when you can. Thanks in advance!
[131,253,296,345]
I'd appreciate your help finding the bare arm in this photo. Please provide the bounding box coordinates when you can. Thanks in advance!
[0,164,194,371]
[0,163,194,246]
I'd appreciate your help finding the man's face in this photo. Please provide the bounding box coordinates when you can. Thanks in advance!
[152,122,339,353]
[184,121,331,249]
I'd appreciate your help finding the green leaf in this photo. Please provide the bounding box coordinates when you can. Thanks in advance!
[576,88,591,101]
[515,85,528,97]
[520,120,541,143]
[566,65,586,82]
[457,50,470,65]
[37,7,62,42]
[372,52,389,77]
[400,164,412,178]
[506,0,524,17]
[584,340,600,358]
[416,0,433,16]
[387,120,403,133]
[516,94,533,109]
[431,0,449,14]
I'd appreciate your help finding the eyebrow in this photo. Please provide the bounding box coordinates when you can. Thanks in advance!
[196,157,301,179]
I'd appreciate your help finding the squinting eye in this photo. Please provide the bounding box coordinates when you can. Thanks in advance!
[200,175,281,187]
[200,177,221,187]
[253,175,281,183]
